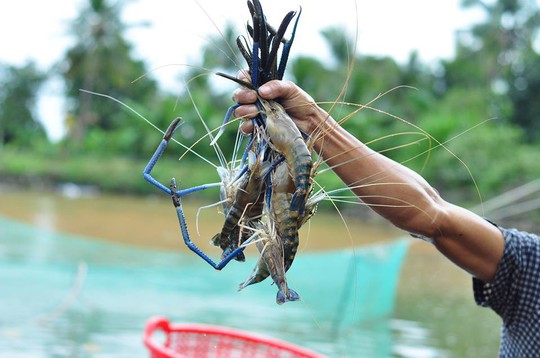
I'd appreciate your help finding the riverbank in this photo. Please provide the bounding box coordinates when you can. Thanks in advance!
[4,146,539,234]
[0,146,345,194]
[0,147,193,195]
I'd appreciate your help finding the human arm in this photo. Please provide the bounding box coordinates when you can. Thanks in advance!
[233,80,504,283]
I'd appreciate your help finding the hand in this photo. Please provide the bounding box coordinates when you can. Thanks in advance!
[232,79,325,136]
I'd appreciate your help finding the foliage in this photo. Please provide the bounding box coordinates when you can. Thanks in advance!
[61,0,158,149]
[449,0,540,140]
[0,62,47,149]
[0,146,218,196]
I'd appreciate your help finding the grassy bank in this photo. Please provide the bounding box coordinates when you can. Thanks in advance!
[0,147,346,199]
[4,147,538,231]
[0,147,217,195]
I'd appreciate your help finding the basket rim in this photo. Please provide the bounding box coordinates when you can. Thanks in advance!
[143,316,326,358]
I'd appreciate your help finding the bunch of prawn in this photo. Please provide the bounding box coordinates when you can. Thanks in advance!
[205,0,324,304]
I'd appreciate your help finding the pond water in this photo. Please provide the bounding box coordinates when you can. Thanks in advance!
[0,188,501,357]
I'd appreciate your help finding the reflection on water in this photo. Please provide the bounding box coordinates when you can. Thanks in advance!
[0,189,501,357]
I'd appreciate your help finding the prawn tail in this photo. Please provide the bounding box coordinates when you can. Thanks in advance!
[211,232,245,262]
[276,288,301,305]
[238,268,269,291]
[210,232,223,248]
[224,247,246,262]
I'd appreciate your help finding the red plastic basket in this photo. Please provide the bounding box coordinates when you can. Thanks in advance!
[143,317,326,358]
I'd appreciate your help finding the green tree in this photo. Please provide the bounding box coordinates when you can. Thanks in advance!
[62,0,158,149]
[291,27,436,154]
[163,22,263,163]
[444,0,540,140]
[0,62,47,149]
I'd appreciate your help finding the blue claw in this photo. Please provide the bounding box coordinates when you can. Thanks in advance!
[170,178,245,270]
[210,103,241,146]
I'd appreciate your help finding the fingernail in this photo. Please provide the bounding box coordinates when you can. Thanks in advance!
[247,91,257,102]
[240,122,251,136]
[240,126,250,136]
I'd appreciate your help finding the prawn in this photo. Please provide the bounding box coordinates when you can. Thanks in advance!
[239,221,300,305]
[211,146,267,261]
[269,144,324,273]
[259,98,313,216]
[268,160,301,273]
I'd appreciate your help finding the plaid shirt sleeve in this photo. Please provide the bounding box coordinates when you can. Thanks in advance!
[473,226,540,357]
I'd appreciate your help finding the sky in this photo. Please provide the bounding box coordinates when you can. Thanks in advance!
[0,0,483,141]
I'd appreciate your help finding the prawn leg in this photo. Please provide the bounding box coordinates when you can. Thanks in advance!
[211,149,266,261]
[240,222,300,304]
[277,7,302,80]
[143,118,220,196]
[144,118,241,270]
[248,0,300,87]
[210,103,240,146]
[170,178,245,270]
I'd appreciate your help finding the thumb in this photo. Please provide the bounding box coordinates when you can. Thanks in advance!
[258,80,297,100]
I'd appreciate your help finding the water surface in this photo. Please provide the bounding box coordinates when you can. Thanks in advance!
[0,189,500,357]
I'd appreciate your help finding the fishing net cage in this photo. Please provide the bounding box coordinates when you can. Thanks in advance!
[144,317,325,358]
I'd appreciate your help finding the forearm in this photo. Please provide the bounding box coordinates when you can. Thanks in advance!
[307,109,504,281]
[308,110,443,237]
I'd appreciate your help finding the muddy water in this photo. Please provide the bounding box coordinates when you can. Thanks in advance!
[0,187,501,356]
[0,186,402,252]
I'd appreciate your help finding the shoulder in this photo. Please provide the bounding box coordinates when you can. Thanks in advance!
[502,227,540,254]
[495,227,540,278]
[473,226,540,322]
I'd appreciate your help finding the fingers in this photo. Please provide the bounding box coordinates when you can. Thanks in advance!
[233,104,259,120]
[231,83,258,123]
[232,78,299,103]
[257,80,297,100]
[232,87,257,104]
[232,80,299,123]
[240,120,254,135]
[231,74,306,136]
